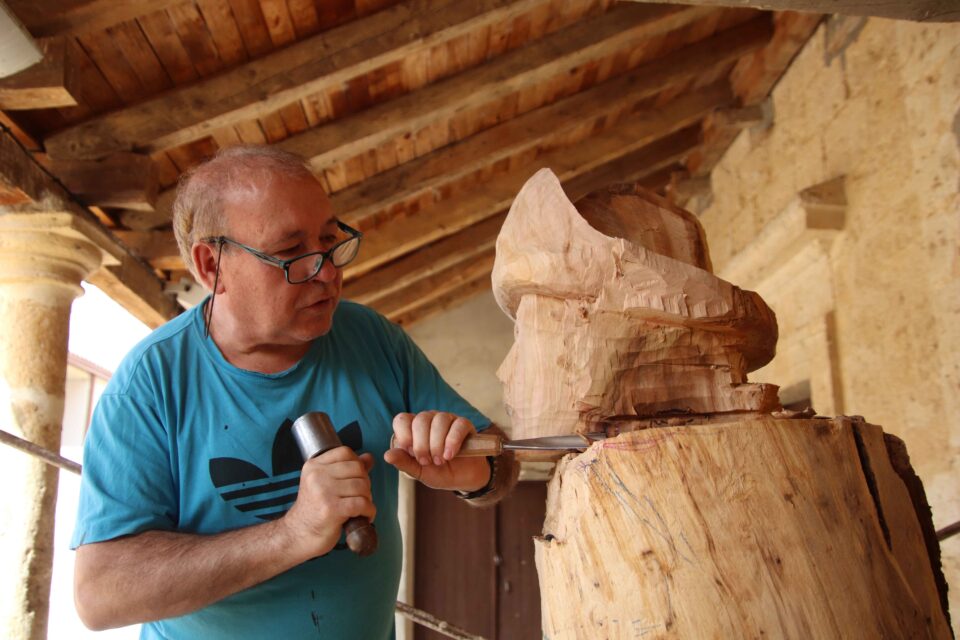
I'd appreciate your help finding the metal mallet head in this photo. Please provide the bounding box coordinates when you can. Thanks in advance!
[291,411,378,557]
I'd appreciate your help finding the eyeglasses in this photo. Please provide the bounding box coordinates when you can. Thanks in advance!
[201,220,362,337]
[204,220,362,284]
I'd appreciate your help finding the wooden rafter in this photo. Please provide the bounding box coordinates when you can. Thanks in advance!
[43,0,555,160]
[47,152,159,211]
[343,213,505,307]
[342,83,721,280]
[0,37,79,110]
[372,248,497,320]
[276,3,713,172]
[0,129,177,326]
[122,83,725,274]
[8,0,189,39]
[335,15,770,230]
[617,0,959,22]
[358,131,691,326]
[684,10,821,186]
[391,268,493,327]
[134,14,772,232]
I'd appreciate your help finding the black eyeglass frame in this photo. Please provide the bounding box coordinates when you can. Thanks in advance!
[201,220,363,284]
[200,220,362,338]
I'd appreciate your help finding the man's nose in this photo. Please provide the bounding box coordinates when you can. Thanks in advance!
[313,257,339,282]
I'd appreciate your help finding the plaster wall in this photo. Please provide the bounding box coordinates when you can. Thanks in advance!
[699,16,960,627]
[406,290,515,431]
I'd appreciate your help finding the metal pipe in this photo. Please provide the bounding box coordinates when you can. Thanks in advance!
[0,428,81,475]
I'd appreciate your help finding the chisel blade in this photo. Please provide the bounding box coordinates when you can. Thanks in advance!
[503,433,607,451]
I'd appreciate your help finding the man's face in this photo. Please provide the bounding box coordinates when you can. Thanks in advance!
[217,173,344,346]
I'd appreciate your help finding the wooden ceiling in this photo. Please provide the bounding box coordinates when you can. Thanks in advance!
[0,0,821,328]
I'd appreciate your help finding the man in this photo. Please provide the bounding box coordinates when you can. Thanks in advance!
[72,145,518,639]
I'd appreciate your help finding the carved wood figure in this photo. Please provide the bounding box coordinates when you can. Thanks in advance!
[491,169,952,638]
[492,170,780,439]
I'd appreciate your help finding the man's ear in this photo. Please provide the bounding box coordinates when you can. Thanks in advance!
[192,242,223,292]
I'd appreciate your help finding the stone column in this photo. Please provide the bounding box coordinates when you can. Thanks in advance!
[0,223,102,640]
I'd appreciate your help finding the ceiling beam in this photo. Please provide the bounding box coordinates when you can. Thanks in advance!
[117,85,731,276]
[616,0,959,21]
[391,268,493,327]
[0,109,38,149]
[43,0,554,160]
[684,10,821,185]
[112,230,180,271]
[343,212,505,307]
[130,2,742,232]
[361,140,687,327]
[335,15,770,230]
[277,3,713,172]
[48,152,158,211]
[0,37,78,109]
[371,248,496,321]
[344,83,725,280]
[561,136,696,202]
[0,129,177,326]
[125,83,726,272]
[731,11,822,105]
[6,0,188,38]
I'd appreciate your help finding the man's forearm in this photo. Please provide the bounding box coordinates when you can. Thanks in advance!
[75,519,308,630]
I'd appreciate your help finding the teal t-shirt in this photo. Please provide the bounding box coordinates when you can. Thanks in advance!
[72,300,489,639]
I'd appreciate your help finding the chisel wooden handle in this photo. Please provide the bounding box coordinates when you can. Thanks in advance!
[389,432,504,457]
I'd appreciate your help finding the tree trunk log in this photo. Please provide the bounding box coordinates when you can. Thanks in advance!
[535,415,952,639]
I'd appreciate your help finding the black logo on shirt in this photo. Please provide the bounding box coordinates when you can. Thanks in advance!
[208,418,363,521]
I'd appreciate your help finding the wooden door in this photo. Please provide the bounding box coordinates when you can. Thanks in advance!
[414,481,546,639]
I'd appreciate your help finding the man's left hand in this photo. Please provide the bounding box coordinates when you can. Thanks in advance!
[383,411,490,492]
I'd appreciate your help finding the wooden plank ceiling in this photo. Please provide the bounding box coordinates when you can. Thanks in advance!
[0,0,820,328]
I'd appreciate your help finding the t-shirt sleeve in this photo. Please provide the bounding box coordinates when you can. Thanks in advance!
[378,314,492,432]
[71,389,178,548]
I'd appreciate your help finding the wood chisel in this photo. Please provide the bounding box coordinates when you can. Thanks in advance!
[391,432,608,458]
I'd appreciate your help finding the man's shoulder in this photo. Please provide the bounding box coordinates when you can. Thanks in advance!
[335,298,383,321]
[334,299,396,337]
[330,299,411,364]
[109,305,201,388]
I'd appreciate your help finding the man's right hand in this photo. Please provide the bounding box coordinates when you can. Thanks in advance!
[282,446,376,558]
[74,449,377,631]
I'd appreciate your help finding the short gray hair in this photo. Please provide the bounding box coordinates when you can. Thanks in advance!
[172,145,317,276]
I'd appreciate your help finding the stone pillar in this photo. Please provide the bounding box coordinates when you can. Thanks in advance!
[0,224,101,640]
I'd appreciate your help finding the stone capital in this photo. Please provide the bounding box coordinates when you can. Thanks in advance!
[0,218,103,304]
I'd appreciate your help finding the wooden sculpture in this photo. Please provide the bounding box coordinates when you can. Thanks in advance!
[492,172,779,439]
[491,169,951,638]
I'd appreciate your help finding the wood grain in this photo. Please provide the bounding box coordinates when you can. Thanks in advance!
[0,38,79,110]
[43,0,553,159]
[8,0,187,38]
[278,3,712,172]
[536,418,952,638]
[0,130,177,325]
[343,84,725,281]
[618,0,959,22]
[493,166,779,436]
[48,152,159,211]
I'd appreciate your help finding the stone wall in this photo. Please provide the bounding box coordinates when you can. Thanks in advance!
[698,15,959,629]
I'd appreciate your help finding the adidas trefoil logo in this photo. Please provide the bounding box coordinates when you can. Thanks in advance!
[209,418,363,522]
